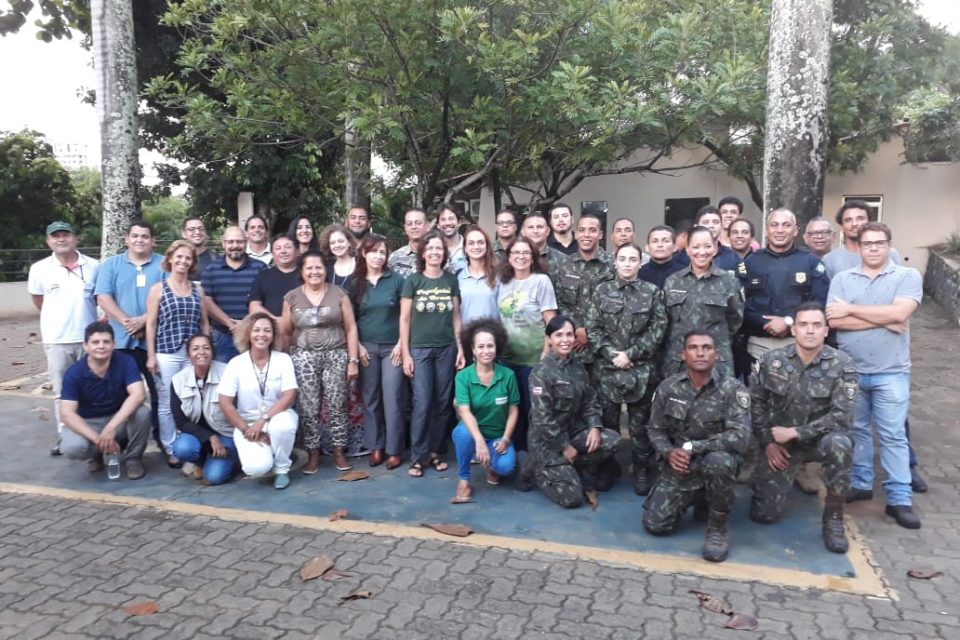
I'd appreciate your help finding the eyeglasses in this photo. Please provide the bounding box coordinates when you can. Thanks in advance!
[861,240,889,249]
[805,230,833,237]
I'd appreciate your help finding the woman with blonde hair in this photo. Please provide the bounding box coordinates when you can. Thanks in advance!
[145,239,210,466]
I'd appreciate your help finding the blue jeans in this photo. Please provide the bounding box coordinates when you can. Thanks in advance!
[851,372,912,506]
[409,345,457,464]
[212,329,239,363]
[507,364,532,451]
[171,432,239,485]
[452,423,517,481]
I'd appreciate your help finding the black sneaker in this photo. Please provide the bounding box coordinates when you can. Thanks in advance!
[910,467,928,493]
[845,487,873,503]
[884,504,921,529]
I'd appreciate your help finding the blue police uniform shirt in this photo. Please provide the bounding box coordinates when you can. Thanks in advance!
[740,245,829,337]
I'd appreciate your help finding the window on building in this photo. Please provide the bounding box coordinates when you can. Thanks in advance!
[842,195,883,221]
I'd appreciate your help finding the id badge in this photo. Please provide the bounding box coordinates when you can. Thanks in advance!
[136,273,147,287]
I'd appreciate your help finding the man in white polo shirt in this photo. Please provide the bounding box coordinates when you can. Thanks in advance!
[28,221,100,456]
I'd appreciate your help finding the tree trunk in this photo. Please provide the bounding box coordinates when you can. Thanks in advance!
[92,0,140,257]
[343,120,370,210]
[762,0,832,234]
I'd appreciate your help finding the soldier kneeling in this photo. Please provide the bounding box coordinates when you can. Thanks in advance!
[517,316,620,507]
[748,303,855,553]
[642,331,750,562]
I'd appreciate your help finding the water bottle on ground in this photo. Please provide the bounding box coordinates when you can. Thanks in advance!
[106,453,121,480]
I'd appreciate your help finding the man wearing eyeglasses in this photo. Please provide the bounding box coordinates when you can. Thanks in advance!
[388,208,428,278]
[181,217,219,271]
[826,222,922,530]
[28,221,101,456]
[802,217,835,260]
[823,200,903,278]
[492,209,518,261]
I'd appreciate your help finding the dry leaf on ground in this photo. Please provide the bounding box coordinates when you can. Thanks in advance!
[329,509,349,521]
[1,385,20,391]
[300,555,336,581]
[907,569,943,580]
[122,601,159,616]
[422,523,473,537]
[11,361,25,365]
[338,590,372,605]
[322,570,352,582]
[585,490,599,511]
[725,613,759,630]
[337,470,370,482]
[690,590,733,615]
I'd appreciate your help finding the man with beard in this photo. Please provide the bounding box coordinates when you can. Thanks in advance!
[181,217,219,271]
[547,202,578,255]
[346,206,371,246]
[823,200,901,277]
[201,226,266,362]
[436,204,467,274]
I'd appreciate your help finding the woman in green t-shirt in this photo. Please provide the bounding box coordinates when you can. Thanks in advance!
[400,231,465,477]
[451,318,519,503]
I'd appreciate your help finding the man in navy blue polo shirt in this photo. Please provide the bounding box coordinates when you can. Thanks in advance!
[201,225,266,362]
[60,321,151,479]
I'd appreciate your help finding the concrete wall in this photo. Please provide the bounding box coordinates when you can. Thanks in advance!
[0,282,39,319]
[478,138,960,274]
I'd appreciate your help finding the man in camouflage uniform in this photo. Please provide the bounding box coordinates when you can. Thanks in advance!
[554,213,615,365]
[586,244,667,495]
[750,303,856,553]
[388,208,428,278]
[520,339,620,508]
[643,331,750,562]
[520,212,565,276]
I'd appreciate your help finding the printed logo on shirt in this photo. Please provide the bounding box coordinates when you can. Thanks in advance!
[495,396,508,405]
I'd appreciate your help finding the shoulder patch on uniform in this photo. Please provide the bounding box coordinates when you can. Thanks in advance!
[735,389,751,409]
[737,262,747,275]
[815,262,825,274]
[532,386,543,396]
[771,358,782,369]
[843,381,858,400]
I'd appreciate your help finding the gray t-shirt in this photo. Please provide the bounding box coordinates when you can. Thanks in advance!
[823,245,902,278]
[827,262,922,374]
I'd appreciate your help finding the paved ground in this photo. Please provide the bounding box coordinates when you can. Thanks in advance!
[1,303,959,639]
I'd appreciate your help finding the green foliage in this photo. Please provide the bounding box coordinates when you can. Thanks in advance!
[142,194,189,243]
[0,130,80,250]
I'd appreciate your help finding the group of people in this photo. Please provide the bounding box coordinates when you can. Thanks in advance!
[27,195,925,562]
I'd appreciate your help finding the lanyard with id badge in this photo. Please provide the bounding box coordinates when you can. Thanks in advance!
[136,265,147,288]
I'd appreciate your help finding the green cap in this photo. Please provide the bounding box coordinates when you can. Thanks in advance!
[46,221,74,235]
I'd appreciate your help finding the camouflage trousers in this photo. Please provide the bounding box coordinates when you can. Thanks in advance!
[600,398,652,458]
[643,451,739,534]
[534,428,620,509]
[750,431,853,523]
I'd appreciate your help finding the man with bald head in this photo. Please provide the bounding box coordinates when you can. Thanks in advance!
[201,225,267,362]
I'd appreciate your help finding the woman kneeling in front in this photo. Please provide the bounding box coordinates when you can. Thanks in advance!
[218,313,299,489]
[451,318,519,503]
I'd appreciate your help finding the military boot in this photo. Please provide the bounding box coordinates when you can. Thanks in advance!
[595,458,621,492]
[702,509,730,562]
[514,456,536,492]
[822,492,849,554]
[630,453,651,496]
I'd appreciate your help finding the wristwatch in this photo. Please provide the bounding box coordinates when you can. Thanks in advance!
[682,441,694,452]
[784,315,794,327]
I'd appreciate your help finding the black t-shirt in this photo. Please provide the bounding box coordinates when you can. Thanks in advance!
[249,267,301,316]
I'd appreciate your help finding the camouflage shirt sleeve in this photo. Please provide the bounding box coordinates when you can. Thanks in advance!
[749,361,775,449]
[528,367,570,454]
[726,279,745,341]
[795,355,858,442]
[697,380,751,456]
[646,382,674,458]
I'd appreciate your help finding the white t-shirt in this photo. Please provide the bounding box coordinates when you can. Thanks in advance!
[219,350,299,421]
[27,252,100,344]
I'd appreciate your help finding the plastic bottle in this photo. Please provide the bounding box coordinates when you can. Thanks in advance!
[106,453,121,480]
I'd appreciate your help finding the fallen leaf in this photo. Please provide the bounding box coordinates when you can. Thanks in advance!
[725,613,759,630]
[585,490,599,512]
[29,332,38,338]
[329,509,349,521]
[322,570,352,582]
[300,555,336,581]
[1,385,20,391]
[422,523,474,537]
[337,470,370,482]
[122,601,159,616]
[42,382,53,390]
[11,361,25,365]
[907,569,943,580]
[690,590,733,616]
[338,589,372,605]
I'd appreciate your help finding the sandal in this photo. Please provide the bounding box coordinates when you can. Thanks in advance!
[451,480,474,503]
[333,449,352,472]
[408,462,424,478]
[486,469,501,486]
[429,455,449,472]
[303,450,321,475]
